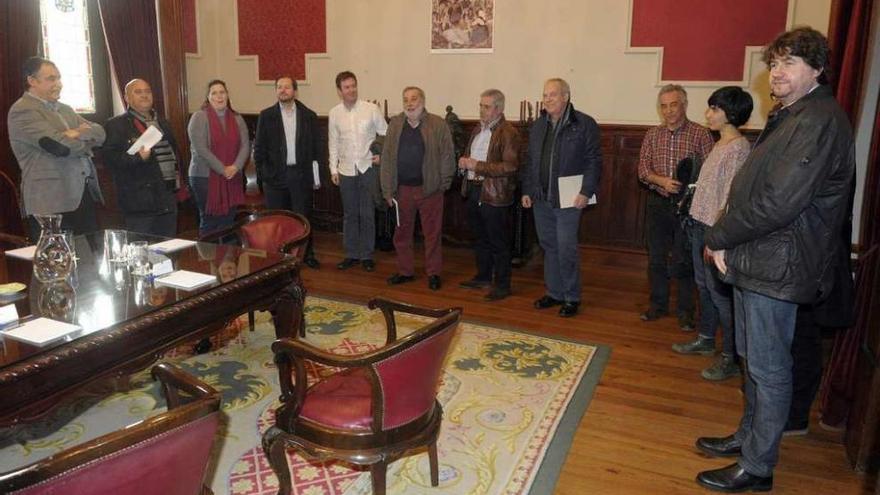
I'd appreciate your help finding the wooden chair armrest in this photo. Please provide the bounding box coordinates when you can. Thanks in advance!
[280,237,309,258]
[0,232,29,247]
[151,363,219,409]
[367,297,458,344]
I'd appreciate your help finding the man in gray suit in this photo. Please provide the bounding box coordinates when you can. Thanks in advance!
[8,56,105,239]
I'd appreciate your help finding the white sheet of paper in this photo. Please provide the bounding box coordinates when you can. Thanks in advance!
[148,238,197,253]
[1,317,81,346]
[4,245,36,260]
[0,304,19,326]
[391,199,400,226]
[126,125,163,155]
[312,160,321,188]
[558,175,597,208]
[154,270,217,290]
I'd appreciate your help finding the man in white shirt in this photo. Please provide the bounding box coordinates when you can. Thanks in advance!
[328,71,388,272]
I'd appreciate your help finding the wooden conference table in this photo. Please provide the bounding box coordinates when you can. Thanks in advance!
[0,230,303,426]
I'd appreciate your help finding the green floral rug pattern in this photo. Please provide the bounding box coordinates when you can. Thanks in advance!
[0,297,609,495]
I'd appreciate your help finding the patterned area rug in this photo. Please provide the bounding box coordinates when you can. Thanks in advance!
[0,297,609,495]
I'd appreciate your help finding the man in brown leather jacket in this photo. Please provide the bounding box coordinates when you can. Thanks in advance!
[457,89,520,300]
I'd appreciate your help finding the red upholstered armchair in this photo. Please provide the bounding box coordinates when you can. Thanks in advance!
[262,298,462,495]
[200,209,311,260]
[200,209,310,333]
[0,363,221,495]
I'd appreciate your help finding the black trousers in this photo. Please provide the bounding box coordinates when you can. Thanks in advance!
[645,193,694,314]
[788,305,823,427]
[28,187,99,240]
[263,166,316,259]
[466,185,512,289]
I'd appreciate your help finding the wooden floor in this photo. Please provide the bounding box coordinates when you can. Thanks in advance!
[302,231,876,494]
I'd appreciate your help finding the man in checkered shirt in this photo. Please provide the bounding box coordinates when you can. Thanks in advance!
[637,84,713,330]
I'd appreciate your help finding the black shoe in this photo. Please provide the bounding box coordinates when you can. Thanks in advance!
[428,275,441,291]
[782,420,809,437]
[303,256,320,269]
[459,278,491,289]
[696,435,742,457]
[559,301,579,318]
[640,308,669,321]
[362,259,375,272]
[484,287,511,301]
[696,462,772,493]
[337,258,360,270]
[534,295,563,309]
[678,311,696,332]
[387,273,415,285]
[193,338,212,355]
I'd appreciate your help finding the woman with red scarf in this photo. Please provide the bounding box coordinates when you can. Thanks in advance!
[187,80,249,235]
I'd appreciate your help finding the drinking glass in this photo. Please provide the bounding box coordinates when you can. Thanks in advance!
[104,230,128,263]
[128,241,152,277]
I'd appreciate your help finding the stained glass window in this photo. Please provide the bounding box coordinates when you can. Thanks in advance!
[40,0,95,113]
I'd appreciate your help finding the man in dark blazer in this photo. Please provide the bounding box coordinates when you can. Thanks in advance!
[103,79,181,237]
[254,76,321,268]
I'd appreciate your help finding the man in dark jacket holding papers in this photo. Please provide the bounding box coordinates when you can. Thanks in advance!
[521,78,601,317]
[103,79,181,237]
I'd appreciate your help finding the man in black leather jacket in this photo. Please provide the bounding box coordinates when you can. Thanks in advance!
[694,27,856,493]
[103,79,181,237]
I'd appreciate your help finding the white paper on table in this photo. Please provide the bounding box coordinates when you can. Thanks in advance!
[1,317,82,346]
[4,245,36,260]
[154,270,217,290]
[126,125,163,155]
[391,199,400,226]
[148,238,197,253]
[558,175,597,208]
[0,304,19,326]
[312,161,321,188]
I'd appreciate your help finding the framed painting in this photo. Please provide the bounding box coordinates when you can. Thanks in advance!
[431,0,494,53]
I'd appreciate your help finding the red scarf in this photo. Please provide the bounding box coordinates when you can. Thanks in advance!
[205,106,244,215]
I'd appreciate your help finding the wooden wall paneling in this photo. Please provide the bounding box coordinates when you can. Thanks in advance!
[232,115,681,253]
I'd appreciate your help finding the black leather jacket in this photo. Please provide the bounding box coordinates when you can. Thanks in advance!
[102,110,179,216]
[705,85,855,304]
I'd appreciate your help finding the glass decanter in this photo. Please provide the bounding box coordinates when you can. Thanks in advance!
[32,214,74,283]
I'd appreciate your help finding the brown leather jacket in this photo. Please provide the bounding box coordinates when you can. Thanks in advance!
[459,116,521,206]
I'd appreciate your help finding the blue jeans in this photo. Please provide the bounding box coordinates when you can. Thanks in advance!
[687,219,735,356]
[533,200,582,302]
[339,168,376,260]
[189,176,235,237]
[733,287,797,477]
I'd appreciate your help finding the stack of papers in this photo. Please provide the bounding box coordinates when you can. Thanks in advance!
[4,245,36,260]
[148,239,197,253]
[1,317,82,346]
[154,270,217,290]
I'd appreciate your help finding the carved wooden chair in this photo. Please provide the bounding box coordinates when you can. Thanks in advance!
[262,298,462,495]
[0,169,28,251]
[0,363,221,495]
[200,209,310,333]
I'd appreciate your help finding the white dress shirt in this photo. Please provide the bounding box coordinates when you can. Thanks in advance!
[280,102,297,165]
[467,118,497,180]
[328,100,388,176]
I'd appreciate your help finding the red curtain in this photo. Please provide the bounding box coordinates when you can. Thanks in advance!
[97,0,165,116]
[819,0,879,431]
[827,0,875,125]
[0,1,42,237]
